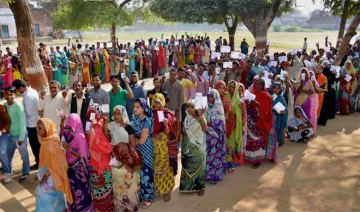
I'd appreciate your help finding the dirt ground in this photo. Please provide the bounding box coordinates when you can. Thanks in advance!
[3,82,360,212]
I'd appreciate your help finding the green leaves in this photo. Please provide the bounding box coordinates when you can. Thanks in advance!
[314,0,360,18]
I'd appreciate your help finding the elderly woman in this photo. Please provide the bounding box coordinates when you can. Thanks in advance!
[205,89,227,184]
[180,99,207,196]
[103,105,142,211]
[151,93,178,202]
[35,118,73,212]
[288,107,313,143]
[294,68,315,120]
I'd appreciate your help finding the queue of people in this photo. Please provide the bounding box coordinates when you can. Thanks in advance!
[0,34,359,212]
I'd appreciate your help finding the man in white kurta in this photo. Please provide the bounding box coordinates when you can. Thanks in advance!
[38,80,69,134]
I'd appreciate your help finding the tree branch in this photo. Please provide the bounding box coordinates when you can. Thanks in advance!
[241,16,255,35]
[266,0,282,27]
[120,0,132,7]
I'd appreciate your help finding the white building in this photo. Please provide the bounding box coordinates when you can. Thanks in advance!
[0,8,16,38]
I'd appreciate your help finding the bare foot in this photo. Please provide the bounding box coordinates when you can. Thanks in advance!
[198,190,205,196]
[164,193,171,202]
[141,201,153,209]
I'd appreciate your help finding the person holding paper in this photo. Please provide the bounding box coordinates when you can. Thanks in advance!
[245,79,272,169]
[267,83,288,162]
[87,104,114,211]
[88,73,110,105]
[109,75,134,119]
[35,118,73,212]
[308,71,319,133]
[103,105,143,211]
[131,98,156,208]
[151,48,159,77]
[179,99,207,196]
[151,93,178,202]
[295,69,314,121]
[60,114,94,212]
[287,107,314,143]
[319,62,337,123]
[204,89,227,184]
[226,81,244,166]
[314,65,328,118]
[339,61,357,115]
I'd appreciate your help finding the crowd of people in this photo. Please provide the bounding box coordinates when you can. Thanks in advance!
[0,33,359,212]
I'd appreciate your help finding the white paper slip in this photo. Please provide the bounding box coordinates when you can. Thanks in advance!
[211,52,221,60]
[231,51,240,59]
[201,96,208,108]
[273,102,286,114]
[270,55,274,61]
[263,77,272,88]
[272,94,278,101]
[266,42,271,46]
[344,74,352,82]
[124,59,129,65]
[279,56,287,63]
[356,36,360,41]
[195,98,202,109]
[264,71,270,78]
[0,131,2,136]
[195,93,202,100]
[90,113,96,121]
[154,46,159,51]
[121,72,125,79]
[109,157,121,167]
[240,97,244,103]
[244,89,256,101]
[194,64,198,69]
[280,70,287,81]
[102,104,109,113]
[311,76,316,81]
[87,84,94,89]
[45,87,50,93]
[270,61,278,67]
[172,62,175,67]
[221,46,231,53]
[325,47,331,52]
[301,73,306,81]
[290,50,297,56]
[56,108,63,117]
[120,49,127,53]
[146,51,150,55]
[85,121,91,132]
[175,41,179,46]
[215,68,221,74]
[157,111,165,122]
[120,58,124,61]
[223,62,233,69]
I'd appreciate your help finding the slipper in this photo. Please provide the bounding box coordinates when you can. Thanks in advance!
[141,201,153,209]
[18,174,29,182]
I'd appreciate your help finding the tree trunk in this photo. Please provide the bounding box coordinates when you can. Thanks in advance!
[334,9,360,65]
[77,30,83,42]
[228,30,236,51]
[224,16,239,52]
[111,23,116,49]
[336,0,351,48]
[8,0,48,91]
[254,24,268,57]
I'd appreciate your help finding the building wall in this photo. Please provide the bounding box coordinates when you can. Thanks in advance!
[0,8,17,38]
[31,8,53,37]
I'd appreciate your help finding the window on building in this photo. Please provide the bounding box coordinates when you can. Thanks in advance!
[1,25,10,38]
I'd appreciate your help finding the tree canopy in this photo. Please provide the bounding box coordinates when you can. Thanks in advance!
[313,0,360,18]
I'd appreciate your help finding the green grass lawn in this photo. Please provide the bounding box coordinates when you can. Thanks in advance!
[4,30,356,54]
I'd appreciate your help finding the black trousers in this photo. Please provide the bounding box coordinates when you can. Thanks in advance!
[215,46,221,53]
[27,127,40,164]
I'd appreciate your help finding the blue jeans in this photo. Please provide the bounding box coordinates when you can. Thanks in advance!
[6,134,30,175]
[0,134,10,174]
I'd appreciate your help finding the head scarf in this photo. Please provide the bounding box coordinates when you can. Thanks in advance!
[101,49,109,57]
[108,105,130,146]
[295,68,314,106]
[343,60,356,75]
[205,89,225,122]
[38,118,73,204]
[133,98,153,118]
[151,93,166,110]
[226,81,243,151]
[214,80,227,94]
[308,70,319,87]
[113,105,130,125]
[63,114,90,164]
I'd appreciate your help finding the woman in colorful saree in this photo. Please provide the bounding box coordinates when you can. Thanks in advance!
[194,45,203,65]
[226,80,244,166]
[339,60,357,115]
[36,118,73,212]
[131,98,156,209]
[88,104,114,211]
[61,114,94,212]
[50,54,62,86]
[204,89,227,184]
[308,71,319,133]
[315,65,328,118]
[151,48,159,77]
[294,68,315,121]
[245,78,272,169]
[151,93,178,202]
[129,47,136,76]
[158,44,166,76]
[288,106,313,143]
[103,105,142,212]
[238,83,247,158]
[214,81,235,171]
[59,52,69,88]
[102,49,110,83]
[41,54,53,83]
[266,83,287,163]
[179,99,207,196]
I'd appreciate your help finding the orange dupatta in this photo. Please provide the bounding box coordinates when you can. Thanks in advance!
[38,118,73,204]
[316,74,328,117]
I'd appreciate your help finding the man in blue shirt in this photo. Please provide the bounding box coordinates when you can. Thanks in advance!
[126,72,147,118]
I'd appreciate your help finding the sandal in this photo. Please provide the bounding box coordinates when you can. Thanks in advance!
[252,163,261,169]
[19,174,29,182]
[228,168,235,173]
[164,193,171,202]
[198,190,205,196]
[141,201,153,209]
